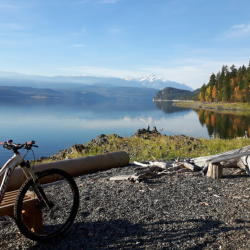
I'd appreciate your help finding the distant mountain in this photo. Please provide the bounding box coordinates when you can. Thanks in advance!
[0,71,193,91]
[0,87,28,97]
[125,75,193,91]
[57,74,193,91]
[0,85,158,100]
[153,87,199,101]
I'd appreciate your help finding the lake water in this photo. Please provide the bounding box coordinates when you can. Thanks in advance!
[0,98,248,165]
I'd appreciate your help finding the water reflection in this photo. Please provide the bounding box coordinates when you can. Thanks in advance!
[0,98,208,165]
[153,101,191,114]
[194,109,250,139]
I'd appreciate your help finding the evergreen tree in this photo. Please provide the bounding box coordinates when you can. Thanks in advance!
[230,64,237,78]
[198,61,250,103]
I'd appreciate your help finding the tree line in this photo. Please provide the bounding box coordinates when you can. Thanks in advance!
[198,62,250,102]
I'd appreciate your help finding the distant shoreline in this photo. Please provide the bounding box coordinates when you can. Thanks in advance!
[153,99,194,102]
[172,101,250,113]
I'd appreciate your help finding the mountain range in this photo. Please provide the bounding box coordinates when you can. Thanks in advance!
[0,71,193,91]
[0,71,196,100]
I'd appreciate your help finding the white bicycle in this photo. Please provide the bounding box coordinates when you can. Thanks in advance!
[0,139,79,241]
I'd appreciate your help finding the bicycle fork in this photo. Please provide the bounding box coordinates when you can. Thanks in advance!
[20,161,54,210]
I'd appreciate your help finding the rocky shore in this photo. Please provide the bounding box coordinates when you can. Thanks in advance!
[35,127,204,164]
[1,162,250,249]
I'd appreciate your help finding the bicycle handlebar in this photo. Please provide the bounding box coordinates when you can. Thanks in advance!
[0,140,38,151]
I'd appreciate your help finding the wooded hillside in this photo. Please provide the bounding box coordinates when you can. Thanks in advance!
[153,87,199,101]
[198,62,250,102]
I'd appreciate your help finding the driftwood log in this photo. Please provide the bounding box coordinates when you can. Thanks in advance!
[109,145,250,182]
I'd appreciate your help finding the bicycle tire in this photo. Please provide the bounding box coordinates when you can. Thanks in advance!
[14,168,79,242]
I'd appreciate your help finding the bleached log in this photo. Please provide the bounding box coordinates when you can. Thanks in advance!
[134,161,170,170]
[149,161,168,169]
[191,144,250,168]
[110,175,131,181]
[182,162,202,172]
[157,170,172,175]
[207,151,250,164]
[133,161,148,167]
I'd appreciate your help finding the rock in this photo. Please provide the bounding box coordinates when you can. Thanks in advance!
[95,134,108,144]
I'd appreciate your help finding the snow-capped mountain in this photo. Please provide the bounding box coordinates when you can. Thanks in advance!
[126,75,171,82]
[125,75,193,91]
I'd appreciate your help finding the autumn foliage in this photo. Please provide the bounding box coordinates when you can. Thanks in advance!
[198,62,250,103]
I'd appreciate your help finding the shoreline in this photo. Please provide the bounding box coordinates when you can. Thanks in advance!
[172,101,250,114]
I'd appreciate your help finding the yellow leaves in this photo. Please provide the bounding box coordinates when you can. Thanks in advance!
[212,85,217,100]
[198,92,205,102]
[206,86,211,95]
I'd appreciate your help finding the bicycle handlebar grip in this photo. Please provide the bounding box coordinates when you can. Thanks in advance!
[26,141,35,145]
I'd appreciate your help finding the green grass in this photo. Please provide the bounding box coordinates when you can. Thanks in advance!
[37,133,250,164]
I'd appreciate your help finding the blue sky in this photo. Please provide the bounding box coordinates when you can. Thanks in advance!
[1,0,250,89]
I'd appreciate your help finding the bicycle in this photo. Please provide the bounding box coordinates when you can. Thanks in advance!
[0,139,79,242]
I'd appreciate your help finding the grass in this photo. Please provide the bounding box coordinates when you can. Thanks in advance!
[37,133,250,164]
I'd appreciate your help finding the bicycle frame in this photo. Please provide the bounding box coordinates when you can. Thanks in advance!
[0,153,54,212]
[0,153,24,204]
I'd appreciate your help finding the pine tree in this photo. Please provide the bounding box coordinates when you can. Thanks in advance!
[230,64,237,78]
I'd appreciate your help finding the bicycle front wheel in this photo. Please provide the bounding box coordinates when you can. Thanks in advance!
[14,168,79,242]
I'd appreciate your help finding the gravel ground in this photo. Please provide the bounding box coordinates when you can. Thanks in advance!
[1,164,250,249]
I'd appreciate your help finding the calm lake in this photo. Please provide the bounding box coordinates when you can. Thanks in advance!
[0,98,249,165]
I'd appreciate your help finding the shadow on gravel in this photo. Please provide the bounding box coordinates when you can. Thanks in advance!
[143,218,250,249]
[222,174,249,179]
[24,217,250,249]
[27,219,147,250]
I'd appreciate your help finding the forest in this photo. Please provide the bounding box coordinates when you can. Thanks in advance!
[198,61,250,102]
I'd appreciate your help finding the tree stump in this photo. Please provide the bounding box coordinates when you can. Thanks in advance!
[207,163,223,179]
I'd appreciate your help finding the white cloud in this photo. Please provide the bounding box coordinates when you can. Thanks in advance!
[223,23,250,38]
[57,66,146,78]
